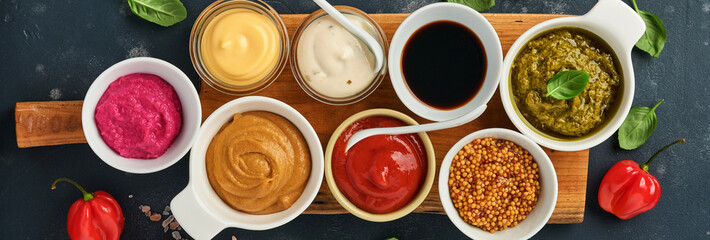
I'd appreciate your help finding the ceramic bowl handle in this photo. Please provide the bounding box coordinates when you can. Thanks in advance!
[584,0,646,51]
[171,185,226,240]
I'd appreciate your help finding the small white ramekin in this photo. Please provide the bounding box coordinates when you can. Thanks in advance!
[499,0,645,151]
[171,96,324,240]
[388,2,503,122]
[82,57,201,174]
[439,128,558,240]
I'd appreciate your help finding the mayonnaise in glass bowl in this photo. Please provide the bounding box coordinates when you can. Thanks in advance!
[290,6,388,105]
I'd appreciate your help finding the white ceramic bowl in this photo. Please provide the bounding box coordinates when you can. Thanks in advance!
[82,57,201,174]
[170,96,324,240]
[389,2,502,122]
[499,0,645,151]
[439,128,558,240]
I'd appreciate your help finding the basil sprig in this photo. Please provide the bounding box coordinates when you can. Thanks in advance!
[127,0,187,27]
[447,0,495,12]
[632,0,667,57]
[618,99,663,150]
[545,70,589,100]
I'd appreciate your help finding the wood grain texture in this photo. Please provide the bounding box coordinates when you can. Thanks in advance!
[13,13,586,223]
[15,101,86,148]
[201,13,587,224]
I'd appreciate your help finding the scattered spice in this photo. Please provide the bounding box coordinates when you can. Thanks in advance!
[162,215,175,232]
[140,205,151,212]
[150,213,162,221]
[172,231,182,240]
[139,203,188,239]
[448,138,540,233]
[169,221,180,230]
[162,215,173,227]
[163,206,172,215]
[128,194,133,199]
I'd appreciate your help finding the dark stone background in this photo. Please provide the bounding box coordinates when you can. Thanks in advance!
[1,0,708,239]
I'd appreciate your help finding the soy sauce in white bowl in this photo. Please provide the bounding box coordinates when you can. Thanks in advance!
[401,20,487,110]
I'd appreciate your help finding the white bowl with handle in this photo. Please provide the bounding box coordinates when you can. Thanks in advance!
[171,96,324,240]
[499,0,646,151]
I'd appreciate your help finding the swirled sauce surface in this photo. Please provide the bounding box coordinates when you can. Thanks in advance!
[206,111,310,214]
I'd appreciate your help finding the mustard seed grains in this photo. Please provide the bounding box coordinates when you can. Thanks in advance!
[448,137,541,233]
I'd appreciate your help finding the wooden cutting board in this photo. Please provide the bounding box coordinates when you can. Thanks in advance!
[15,13,586,224]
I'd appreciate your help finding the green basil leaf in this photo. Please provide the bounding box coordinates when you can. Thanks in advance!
[618,99,663,150]
[632,0,667,57]
[127,0,187,27]
[545,70,589,100]
[447,0,495,12]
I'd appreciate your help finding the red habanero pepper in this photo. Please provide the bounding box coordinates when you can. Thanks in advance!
[598,139,685,220]
[51,178,124,240]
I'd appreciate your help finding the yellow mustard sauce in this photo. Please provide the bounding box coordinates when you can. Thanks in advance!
[200,9,280,86]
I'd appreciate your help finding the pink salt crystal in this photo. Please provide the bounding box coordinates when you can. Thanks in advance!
[169,221,179,230]
[150,213,161,221]
[162,215,175,228]
[172,231,181,239]
[163,205,171,215]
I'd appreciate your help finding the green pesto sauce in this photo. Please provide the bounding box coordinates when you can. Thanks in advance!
[511,28,622,138]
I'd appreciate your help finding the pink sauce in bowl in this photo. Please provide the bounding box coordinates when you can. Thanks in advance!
[95,73,183,159]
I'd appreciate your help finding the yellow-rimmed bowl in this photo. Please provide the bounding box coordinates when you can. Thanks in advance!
[324,109,435,222]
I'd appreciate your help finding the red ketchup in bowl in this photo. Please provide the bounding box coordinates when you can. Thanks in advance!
[332,116,427,214]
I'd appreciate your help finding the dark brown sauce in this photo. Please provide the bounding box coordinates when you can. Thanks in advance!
[401,20,487,110]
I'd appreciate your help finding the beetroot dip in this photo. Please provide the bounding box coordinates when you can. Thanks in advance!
[95,73,183,159]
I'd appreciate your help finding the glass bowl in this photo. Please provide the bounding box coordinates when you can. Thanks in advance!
[290,6,388,105]
[190,0,289,95]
